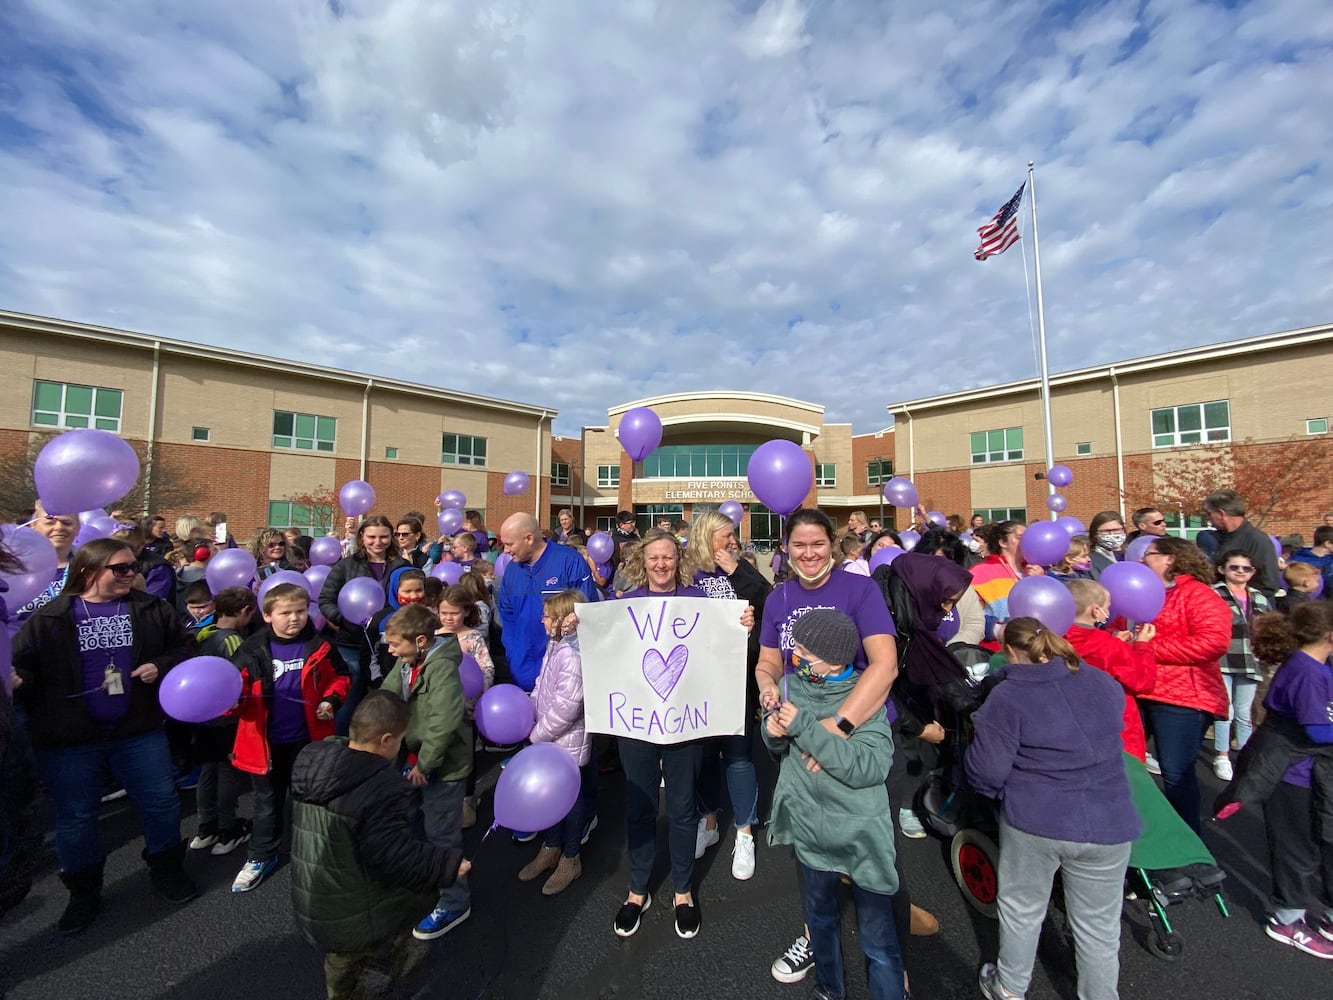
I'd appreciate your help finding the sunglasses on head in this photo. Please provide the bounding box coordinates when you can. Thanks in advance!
[106,563,137,578]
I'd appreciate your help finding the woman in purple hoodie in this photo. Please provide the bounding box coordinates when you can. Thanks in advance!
[966,617,1140,1000]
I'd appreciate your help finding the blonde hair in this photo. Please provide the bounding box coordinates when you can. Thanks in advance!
[682,511,734,576]
[1283,561,1320,591]
[620,528,691,589]
[175,515,203,541]
[247,527,286,560]
[1052,534,1091,574]
[1067,578,1109,615]
[1003,616,1081,671]
[542,588,587,622]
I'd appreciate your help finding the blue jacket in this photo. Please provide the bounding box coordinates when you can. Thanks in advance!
[496,542,596,690]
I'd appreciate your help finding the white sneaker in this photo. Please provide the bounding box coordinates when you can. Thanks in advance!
[1213,756,1234,781]
[694,817,720,859]
[1145,753,1162,776]
[731,831,756,880]
[231,858,277,893]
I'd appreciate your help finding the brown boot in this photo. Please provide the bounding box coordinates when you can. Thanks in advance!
[910,904,940,936]
[461,796,477,830]
[541,854,582,896]
[518,845,561,882]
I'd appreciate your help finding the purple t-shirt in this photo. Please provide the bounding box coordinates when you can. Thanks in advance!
[8,565,68,637]
[760,572,897,668]
[368,562,387,582]
[73,599,135,726]
[693,569,738,600]
[1264,649,1333,787]
[937,608,961,644]
[268,638,309,744]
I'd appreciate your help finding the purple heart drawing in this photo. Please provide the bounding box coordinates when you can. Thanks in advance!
[642,644,688,701]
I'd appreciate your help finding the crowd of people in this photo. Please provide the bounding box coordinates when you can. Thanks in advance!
[3,490,1333,1000]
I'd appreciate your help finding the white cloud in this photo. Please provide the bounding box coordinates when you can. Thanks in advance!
[0,0,1328,439]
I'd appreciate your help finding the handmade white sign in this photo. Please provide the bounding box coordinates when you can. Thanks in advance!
[578,596,748,744]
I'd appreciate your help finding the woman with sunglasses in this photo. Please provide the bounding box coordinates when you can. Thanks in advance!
[12,539,197,934]
[394,516,432,569]
[1211,550,1273,782]
[248,527,294,581]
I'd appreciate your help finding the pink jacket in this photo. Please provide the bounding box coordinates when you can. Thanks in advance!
[530,637,590,766]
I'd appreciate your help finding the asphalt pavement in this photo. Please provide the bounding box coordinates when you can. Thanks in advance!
[0,742,1323,1000]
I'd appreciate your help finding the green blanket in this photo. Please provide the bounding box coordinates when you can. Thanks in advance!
[1124,752,1216,871]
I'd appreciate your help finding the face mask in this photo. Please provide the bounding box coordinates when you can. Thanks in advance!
[792,557,835,584]
[1096,532,1125,551]
[966,537,982,553]
[792,653,826,683]
[1072,558,1092,572]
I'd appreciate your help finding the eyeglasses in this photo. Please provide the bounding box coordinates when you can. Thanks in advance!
[1225,565,1255,573]
[106,563,137,578]
[267,541,287,548]
[1143,551,1166,559]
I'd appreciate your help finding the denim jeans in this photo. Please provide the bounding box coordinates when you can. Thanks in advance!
[994,821,1131,1000]
[1141,701,1209,833]
[696,726,759,828]
[618,738,702,895]
[250,740,306,861]
[333,644,367,738]
[800,863,905,1000]
[1214,674,1258,753]
[544,758,598,856]
[418,778,469,913]
[37,727,182,873]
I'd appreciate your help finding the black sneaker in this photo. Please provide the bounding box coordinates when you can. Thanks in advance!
[674,901,700,939]
[613,893,651,938]
[211,820,252,856]
[771,933,814,983]
[188,822,218,850]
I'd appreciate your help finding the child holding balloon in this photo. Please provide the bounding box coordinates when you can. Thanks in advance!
[435,584,494,828]
[517,589,594,896]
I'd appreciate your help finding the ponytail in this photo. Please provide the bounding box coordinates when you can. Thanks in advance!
[1252,603,1333,664]
[1003,616,1080,671]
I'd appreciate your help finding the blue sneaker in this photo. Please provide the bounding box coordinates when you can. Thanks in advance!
[413,906,471,940]
[231,857,277,893]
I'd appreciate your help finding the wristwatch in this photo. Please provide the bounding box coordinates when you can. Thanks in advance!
[833,714,855,735]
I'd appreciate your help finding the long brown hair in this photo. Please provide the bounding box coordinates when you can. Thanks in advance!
[439,584,482,629]
[353,515,400,561]
[62,539,136,596]
[1003,616,1081,672]
[1253,603,1333,664]
[1150,536,1214,585]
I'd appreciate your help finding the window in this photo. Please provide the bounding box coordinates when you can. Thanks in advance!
[31,380,123,432]
[595,516,615,533]
[1161,511,1208,540]
[384,446,398,459]
[973,507,1027,525]
[970,427,1024,464]
[192,426,210,442]
[273,410,336,452]
[1307,418,1328,435]
[749,504,783,548]
[641,444,759,478]
[637,505,683,535]
[441,433,486,466]
[1150,400,1230,448]
[866,458,893,486]
[815,463,836,488]
[1075,441,1092,456]
[597,465,620,488]
[551,462,570,487]
[267,500,333,537]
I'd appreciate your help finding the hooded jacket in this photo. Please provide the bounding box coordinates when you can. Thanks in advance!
[530,635,590,766]
[290,737,462,953]
[1139,576,1231,717]
[317,553,411,650]
[399,636,469,780]
[369,565,426,683]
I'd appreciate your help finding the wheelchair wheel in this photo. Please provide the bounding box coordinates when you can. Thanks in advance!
[951,828,1000,918]
[1146,928,1185,961]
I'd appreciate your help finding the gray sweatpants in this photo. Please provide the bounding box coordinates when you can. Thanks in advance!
[994,821,1131,1000]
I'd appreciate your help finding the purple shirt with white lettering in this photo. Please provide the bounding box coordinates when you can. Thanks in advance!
[74,599,135,725]
[268,638,310,744]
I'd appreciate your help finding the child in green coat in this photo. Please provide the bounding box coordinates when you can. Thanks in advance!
[763,608,904,1000]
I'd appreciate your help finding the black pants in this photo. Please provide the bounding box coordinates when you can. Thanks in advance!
[1264,780,1333,915]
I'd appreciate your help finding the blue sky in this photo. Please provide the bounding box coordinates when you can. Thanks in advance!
[1,0,1329,436]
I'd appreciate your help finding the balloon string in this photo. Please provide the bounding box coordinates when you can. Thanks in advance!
[18,516,40,528]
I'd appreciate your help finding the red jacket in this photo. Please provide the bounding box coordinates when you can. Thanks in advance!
[230,626,349,776]
[1139,576,1231,718]
[1064,624,1158,761]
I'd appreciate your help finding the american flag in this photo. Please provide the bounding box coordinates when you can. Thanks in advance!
[974,182,1025,260]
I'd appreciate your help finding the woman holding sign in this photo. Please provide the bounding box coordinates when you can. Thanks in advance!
[612,529,754,942]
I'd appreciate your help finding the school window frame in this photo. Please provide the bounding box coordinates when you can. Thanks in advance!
[595,515,615,533]
[969,427,1024,465]
[551,461,570,487]
[267,500,326,536]
[865,458,894,486]
[31,379,123,432]
[637,505,683,536]
[273,410,336,452]
[814,463,836,488]
[384,446,398,459]
[191,426,211,442]
[1306,418,1328,435]
[441,432,487,467]
[1075,441,1092,456]
[1150,400,1230,448]
[973,507,1027,524]
[597,464,620,488]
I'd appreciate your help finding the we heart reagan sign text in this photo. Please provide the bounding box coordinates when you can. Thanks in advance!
[579,597,747,744]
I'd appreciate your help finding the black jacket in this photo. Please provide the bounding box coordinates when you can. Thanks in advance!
[317,553,410,649]
[1214,519,1282,600]
[290,738,462,952]
[1215,713,1333,832]
[13,591,195,748]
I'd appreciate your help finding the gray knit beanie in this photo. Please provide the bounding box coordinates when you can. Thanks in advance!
[792,608,859,667]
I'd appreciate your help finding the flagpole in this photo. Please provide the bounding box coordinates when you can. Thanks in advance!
[1028,160,1056,519]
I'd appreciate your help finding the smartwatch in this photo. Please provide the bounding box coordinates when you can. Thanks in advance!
[834,714,855,736]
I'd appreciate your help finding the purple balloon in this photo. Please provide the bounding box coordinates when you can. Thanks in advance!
[1047,464,1073,488]
[1019,522,1071,567]
[746,440,813,516]
[586,531,615,563]
[882,476,918,508]
[72,523,103,549]
[1054,516,1086,537]
[460,654,485,700]
[1100,561,1167,623]
[926,511,947,528]
[1007,576,1077,635]
[868,546,902,571]
[338,479,376,516]
[899,529,920,551]
[1045,493,1068,513]
[718,500,744,526]
[494,552,512,577]
[33,429,141,516]
[1124,535,1154,563]
[438,508,464,535]
[206,548,257,592]
[503,471,530,496]
[336,576,386,626]
[493,742,580,833]
[0,524,59,609]
[304,563,332,594]
[159,655,243,724]
[431,562,464,585]
[308,536,344,566]
[476,683,535,745]
[78,508,108,526]
[595,561,611,577]
[89,515,120,538]
[619,406,663,461]
[308,601,327,631]
[1269,534,1282,557]
[438,490,466,510]
[258,570,312,604]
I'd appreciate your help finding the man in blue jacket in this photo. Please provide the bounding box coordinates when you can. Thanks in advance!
[496,514,597,691]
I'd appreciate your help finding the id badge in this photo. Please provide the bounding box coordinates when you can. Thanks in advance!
[104,666,125,696]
